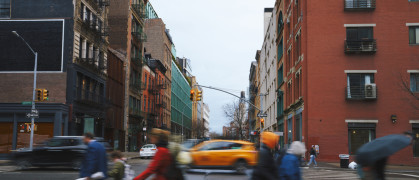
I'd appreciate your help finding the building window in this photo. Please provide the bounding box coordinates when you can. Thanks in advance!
[348,123,376,155]
[294,112,302,141]
[286,49,291,73]
[411,73,419,92]
[277,91,284,117]
[409,26,419,45]
[278,65,283,86]
[295,33,301,62]
[345,27,376,52]
[413,124,419,157]
[295,72,300,99]
[0,0,10,18]
[287,115,293,144]
[347,73,375,99]
[278,11,283,33]
[278,39,283,61]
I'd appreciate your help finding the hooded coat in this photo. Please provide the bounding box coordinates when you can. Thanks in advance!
[251,132,279,180]
[278,141,306,180]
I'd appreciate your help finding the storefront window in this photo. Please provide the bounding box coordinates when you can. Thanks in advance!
[348,123,375,155]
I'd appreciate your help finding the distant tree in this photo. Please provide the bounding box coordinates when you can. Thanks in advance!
[223,100,247,140]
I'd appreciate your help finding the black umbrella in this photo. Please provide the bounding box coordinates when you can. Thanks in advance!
[355,134,412,166]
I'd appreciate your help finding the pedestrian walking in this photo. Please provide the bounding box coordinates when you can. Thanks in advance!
[133,128,172,180]
[79,132,108,180]
[278,141,306,180]
[275,144,287,178]
[356,132,417,180]
[108,151,125,180]
[307,145,317,167]
[251,131,279,180]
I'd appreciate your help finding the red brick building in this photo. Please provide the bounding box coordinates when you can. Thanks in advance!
[108,0,148,151]
[276,0,419,165]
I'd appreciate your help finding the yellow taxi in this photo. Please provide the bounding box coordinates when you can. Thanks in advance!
[189,140,258,173]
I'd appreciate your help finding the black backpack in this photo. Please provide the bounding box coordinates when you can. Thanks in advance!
[164,154,184,180]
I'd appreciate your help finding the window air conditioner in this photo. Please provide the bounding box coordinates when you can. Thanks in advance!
[364,83,377,99]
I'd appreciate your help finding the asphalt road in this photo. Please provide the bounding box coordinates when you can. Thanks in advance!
[1,159,419,180]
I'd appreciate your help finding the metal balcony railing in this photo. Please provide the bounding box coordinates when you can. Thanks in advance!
[131,31,147,42]
[129,108,145,118]
[131,57,142,67]
[75,87,106,105]
[75,57,105,74]
[344,39,377,53]
[129,81,143,94]
[131,3,146,18]
[346,85,377,100]
[344,0,376,10]
[157,82,168,89]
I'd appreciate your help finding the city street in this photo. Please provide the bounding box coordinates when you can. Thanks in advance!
[1,159,419,180]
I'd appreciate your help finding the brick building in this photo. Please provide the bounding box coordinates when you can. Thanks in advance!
[0,0,110,155]
[274,0,419,165]
[105,48,126,151]
[143,8,173,132]
[108,0,147,151]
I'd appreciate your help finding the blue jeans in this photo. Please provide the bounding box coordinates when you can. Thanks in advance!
[307,155,317,166]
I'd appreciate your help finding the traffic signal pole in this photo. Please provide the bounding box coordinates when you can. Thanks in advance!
[30,52,38,151]
[13,31,38,150]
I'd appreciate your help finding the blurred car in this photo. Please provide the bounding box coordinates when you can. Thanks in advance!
[12,136,86,170]
[94,137,113,152]
[181,139,205,150]
[139,144,157,159]
[189,140,258,173]
[12,136,112,170]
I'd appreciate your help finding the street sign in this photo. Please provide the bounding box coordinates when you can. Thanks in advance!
[22,101,32,105]
[26,109,39,118]
[257,112,267,117]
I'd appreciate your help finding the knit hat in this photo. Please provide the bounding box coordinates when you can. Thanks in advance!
[261,132,279,149]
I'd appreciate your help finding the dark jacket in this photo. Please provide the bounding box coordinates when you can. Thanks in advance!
[251,144,278,180]
[279,153,302,180]
[134,142,172,180]
[310,148,316,157]
[80,140,108,179]
[108,160,125,180]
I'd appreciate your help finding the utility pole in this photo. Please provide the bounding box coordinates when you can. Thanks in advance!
[12,31,38,150]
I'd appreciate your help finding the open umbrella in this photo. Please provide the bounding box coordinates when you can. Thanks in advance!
[355,134,411,166]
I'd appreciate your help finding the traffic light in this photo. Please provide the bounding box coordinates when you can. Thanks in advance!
[190,90,195,101]
[42,89,49,101]
[261,118,265,128]
[35,89,43,101]
[196,90,202,101]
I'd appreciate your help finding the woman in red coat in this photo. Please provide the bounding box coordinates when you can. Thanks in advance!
[134,128,172,180]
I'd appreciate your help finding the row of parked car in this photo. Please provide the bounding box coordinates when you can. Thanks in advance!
[12,136,258,173]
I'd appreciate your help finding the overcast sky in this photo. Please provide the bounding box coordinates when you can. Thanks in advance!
[150,0,275,134]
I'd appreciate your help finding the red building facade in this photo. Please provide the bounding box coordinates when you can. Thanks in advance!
[277,0,419,165]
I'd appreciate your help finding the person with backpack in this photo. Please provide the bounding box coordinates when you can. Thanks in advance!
[134,128,172,180]
[251,132,279,180]
[278,141,306,180]
[307,145,317,167]
[108,151,125,180]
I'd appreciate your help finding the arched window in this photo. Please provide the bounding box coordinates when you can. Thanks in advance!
[278,11,284,34]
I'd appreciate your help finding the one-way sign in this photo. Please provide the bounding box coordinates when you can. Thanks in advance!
[26,109,39,118]
[257,112,267,117]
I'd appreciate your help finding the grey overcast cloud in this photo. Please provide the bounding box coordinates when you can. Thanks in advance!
[150,0,275,134]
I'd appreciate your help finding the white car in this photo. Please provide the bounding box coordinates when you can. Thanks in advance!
[139,144,157,159]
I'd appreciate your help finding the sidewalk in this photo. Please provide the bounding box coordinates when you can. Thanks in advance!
[319,162,419,173]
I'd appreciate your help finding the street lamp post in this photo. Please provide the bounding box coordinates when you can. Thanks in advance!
[12,31,38,150]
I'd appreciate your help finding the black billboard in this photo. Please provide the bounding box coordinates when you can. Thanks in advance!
[0,20,64,71]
